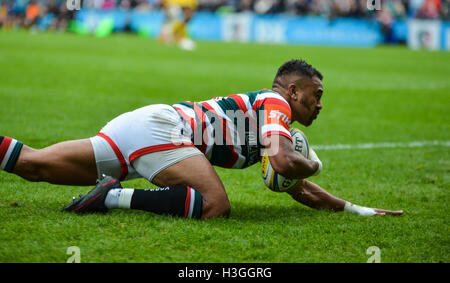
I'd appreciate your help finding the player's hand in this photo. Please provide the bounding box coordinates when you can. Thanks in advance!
[373,208,404,216]
[308,148,322,176]
[344,202,403,216]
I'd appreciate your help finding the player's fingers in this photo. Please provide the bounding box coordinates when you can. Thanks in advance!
[388,210,404,215]
[374,208,403,216]
[384,210,403,215]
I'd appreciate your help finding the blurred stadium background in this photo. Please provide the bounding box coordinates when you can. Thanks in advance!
[1,0,449,50]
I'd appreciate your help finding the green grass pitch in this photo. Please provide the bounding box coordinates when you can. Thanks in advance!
[0,31,449,263]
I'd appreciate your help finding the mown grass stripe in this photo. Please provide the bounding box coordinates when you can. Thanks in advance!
[313,140,450,151]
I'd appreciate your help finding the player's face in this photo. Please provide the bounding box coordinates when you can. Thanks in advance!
[292,76,323,126]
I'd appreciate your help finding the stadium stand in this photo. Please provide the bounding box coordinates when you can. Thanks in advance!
[0,0,449,45]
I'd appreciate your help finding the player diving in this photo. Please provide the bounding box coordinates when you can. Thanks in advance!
[0,59,403,219]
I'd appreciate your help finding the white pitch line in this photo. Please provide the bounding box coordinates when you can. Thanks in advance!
[313,140,450,151]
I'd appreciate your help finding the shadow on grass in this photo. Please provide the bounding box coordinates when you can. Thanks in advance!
[105,201,328,223]
[229,201,331,223]
[28,198,333,225]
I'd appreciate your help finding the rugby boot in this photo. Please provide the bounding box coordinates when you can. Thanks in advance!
[62,175,122,213]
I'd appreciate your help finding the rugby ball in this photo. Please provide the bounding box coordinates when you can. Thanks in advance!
[261,127,310,192]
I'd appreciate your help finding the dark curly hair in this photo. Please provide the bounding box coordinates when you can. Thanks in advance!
[272,59,323,88]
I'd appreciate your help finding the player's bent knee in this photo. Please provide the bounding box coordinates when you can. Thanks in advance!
[202,196,231,219]
[213,200,231,217]
[218,201,231,218]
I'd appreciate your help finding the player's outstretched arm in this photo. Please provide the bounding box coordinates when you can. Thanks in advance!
[287,179,403,216]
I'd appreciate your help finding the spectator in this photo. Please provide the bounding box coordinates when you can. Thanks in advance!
[25,0,40,28]
[0,1,8,28]
[441,0,450,20]
[237,0,254,12]
[417,0,441,18]
[377,3,395,43]
[289,0,310,16]
[102,0,117,10]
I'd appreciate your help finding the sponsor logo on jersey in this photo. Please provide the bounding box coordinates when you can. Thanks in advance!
[268,110,290,124]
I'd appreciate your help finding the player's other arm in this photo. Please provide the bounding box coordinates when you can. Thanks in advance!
[264,134,319,180]
[287,180,404,216]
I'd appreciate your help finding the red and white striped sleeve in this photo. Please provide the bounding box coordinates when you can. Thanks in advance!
[256,93,292,142]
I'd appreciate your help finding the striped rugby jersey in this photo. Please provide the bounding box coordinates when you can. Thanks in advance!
[172,89,292,169]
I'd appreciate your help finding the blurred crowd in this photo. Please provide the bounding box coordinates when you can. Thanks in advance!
[1,0,449,31]
[206,0,449,20]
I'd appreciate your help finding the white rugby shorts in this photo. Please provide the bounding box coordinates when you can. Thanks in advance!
[89,104,202,182]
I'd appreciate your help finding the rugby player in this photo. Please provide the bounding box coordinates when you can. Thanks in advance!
[158,0,198,50]
[0,59,403,219]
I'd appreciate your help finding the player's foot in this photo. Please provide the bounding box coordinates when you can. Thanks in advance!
[62,175,122,213]
[178,38,196,51]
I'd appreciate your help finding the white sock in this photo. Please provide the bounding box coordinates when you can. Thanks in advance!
[104,188,135,209]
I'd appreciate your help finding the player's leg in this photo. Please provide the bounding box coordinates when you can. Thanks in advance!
[149,153,230,219]
[126,105,230,219]
[63,104,230,219]
[158,5,177,44]
[66,149,230,219]
[3,136,98,186]
[104,150,230,220]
